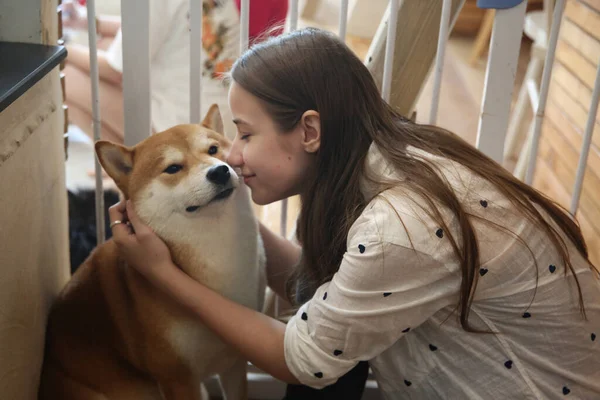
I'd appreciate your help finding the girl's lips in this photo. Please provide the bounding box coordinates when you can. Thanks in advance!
[243,175,255,184]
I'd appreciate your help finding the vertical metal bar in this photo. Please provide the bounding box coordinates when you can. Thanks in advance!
[429,0,452,125]
[274,0,302,318]
[339,0,349,43]
[86,0,105,245]
[289,0,299,32]
[190,0,203,123]
[240,0,250,52]
[570,60,600,215]
[279,0,301,242]
[381,0,399,103]
[475,1,527,164]
[280,200,288,238]
[505,51,544,161]
[513,120,535,180]
[120,0,151,146]
[525,0,565,184]
[279,0,302,241]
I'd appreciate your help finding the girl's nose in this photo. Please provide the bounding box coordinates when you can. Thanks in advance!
[227,137,243,168]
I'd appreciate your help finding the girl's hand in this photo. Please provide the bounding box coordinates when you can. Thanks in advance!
[108,200,178,289]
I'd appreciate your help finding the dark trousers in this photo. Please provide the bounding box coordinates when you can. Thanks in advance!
[283,361,370,400]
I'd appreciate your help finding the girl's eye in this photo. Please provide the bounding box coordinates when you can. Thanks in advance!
[208,145,218,155]
[240,134,250,141]
[163,164,183,174]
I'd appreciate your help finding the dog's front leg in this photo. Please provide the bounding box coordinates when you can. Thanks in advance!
[218,358,248,400]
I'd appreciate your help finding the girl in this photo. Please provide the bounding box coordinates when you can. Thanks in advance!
[108,28,600,399]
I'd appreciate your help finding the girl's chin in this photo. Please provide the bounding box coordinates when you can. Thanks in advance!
[250,191,284,207]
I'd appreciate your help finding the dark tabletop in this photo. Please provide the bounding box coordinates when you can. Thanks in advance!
[0,41,67,113]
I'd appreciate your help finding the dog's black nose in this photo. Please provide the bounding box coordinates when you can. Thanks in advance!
[207,165,230,185]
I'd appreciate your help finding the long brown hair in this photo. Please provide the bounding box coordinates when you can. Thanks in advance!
[230,27,596,331]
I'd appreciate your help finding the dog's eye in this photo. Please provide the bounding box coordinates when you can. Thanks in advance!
[163,164,183,174]
[208,145,218,155]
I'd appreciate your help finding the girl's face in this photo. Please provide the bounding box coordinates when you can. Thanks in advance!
[227,81,320,205]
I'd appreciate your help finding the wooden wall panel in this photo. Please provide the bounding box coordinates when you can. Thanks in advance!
[581,0,600,14]
[532,0,600,267]
[564,1,600,41]
[538,123,600,222]
[555,40,598,89]
[547,83,600,147]
[545,101,600,174]
[533,161,600,265]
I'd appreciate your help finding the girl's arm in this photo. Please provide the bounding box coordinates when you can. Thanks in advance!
[259,222,301,300]
[108,201,301,384]
[159,263,300,384]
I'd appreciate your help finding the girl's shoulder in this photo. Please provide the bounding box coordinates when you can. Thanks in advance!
[351,191,454,258]
[357,144,504,258]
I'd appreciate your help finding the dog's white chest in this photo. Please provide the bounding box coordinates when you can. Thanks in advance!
[162,189,266,372]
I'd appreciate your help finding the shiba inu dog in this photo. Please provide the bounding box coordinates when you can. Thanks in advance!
[39,105,266,399]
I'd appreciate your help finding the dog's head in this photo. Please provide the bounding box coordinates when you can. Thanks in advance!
[95,105,238,231]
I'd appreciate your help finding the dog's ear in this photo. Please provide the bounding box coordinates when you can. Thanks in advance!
[95,141,133,198]
[201,104,224,136]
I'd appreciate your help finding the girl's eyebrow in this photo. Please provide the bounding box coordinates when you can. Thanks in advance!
[232,118,251,126]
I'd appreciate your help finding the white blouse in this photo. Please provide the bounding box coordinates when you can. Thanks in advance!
[284,144,600,399]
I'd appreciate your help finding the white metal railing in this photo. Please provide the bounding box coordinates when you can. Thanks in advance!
[339,0,349,42]
[84,1,600,237]
[190,0,203,124]
[84,0,599,397]
[119,1,151,146]
[429,0,452,125]
[570,59,600,215]
[524,0,565,184]
[85,0,599,336]
[289,0,299,31]
[475,1,528,164]
[85,0,104,244]
[381,0,399,103]
[240,0,250,51]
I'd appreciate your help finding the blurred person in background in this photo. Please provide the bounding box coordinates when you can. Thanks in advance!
[61,0,288,143]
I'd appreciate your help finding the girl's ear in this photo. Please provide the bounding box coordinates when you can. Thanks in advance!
[300,110,321,153]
